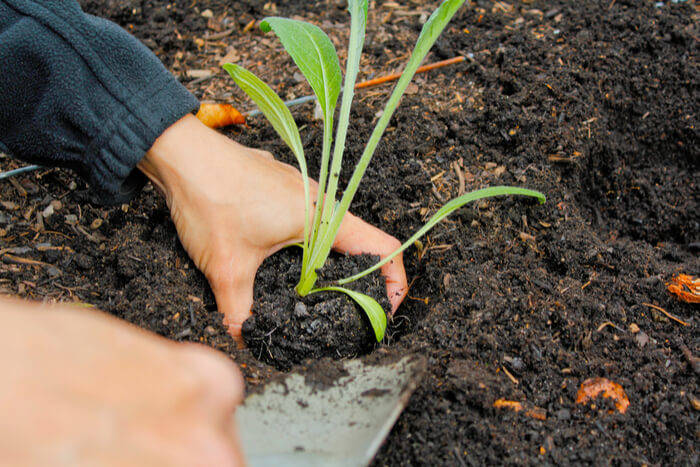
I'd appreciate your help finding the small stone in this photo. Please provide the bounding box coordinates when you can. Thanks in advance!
[74,254,94,270]
[504,355,525,373]
[201,9,214,18]
[46,266,61,278]
[635,331,650,349]
[205,325,217,336]
[50,200,62,211]
[90,218,103,230]
[629,323,640,333]
[41,205,54,218]
[294,302,309,318]
[64,214,78,225]
[68,181,78,190]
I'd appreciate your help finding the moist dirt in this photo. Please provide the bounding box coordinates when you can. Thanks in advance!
[0,0,697,464]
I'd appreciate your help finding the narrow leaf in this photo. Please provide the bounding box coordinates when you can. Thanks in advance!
[312,286,387,342]
[337,187,546,284]
[260,17,342,123]
[223,63,304,158]
[260,17,342,272]
[306,0,369,281]
[313,0,468,269]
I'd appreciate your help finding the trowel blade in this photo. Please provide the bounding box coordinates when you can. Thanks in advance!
[235,356,426,467]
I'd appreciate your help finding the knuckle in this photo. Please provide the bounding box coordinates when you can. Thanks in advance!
[183,427,241,467]
[180,344,244,405]
[386,237,402,253]
[258,149,274,160]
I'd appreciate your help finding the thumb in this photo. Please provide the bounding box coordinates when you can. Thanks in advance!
[207,255,260,347]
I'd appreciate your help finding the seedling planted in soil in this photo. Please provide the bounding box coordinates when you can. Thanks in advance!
[224,0,545,342]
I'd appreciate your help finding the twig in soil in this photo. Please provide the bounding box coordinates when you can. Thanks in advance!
[642,302,689,327]
[1,253,47,266]
[501,366,519,385]
[451,160,466,196]
[202,28,235,41]
[597,321,625,333]
[355,56,465,89]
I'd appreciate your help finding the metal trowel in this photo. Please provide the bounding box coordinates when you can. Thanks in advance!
[235,356,426,466]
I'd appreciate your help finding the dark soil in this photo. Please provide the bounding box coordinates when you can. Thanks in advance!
[243,252,389,370]
[1,0,697,464]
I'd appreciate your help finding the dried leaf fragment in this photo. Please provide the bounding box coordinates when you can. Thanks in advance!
[667,274,700,304]
[576,377,629,414]
[196,103,246,129]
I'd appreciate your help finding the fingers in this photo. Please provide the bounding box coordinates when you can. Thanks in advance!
[207,256,260,347]
[178,344,246,466]
[333,212,408,314]
[179,343,244,410]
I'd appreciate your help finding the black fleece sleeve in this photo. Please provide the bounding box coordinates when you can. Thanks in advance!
[0,0,200,204]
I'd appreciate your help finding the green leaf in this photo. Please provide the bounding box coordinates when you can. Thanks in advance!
[223,63,304,159]
[312,286,387,342]
[311,0,468,271]
[260,17,342,124]
[303,0,369,288]
[337,187,546,284]
[223,63,312,270]
[261,17,343,277]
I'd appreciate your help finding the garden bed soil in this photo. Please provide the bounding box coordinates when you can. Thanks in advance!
[243,252,390,370]
[0,0,697,464]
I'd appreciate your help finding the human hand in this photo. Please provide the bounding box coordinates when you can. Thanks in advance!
[0,297,244,466]
[138,114,408,344]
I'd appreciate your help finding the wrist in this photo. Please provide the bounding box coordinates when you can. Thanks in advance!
[138,114,218,204]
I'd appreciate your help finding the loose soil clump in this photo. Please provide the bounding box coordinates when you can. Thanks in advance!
[0,0,697,464]
[243,252,389,370]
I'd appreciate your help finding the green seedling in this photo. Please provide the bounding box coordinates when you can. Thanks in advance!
[224,0,545,342]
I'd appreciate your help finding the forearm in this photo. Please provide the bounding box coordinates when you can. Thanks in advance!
[0,0,198,204]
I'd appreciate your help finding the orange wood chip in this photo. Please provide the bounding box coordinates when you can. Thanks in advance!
[576,377,629,413]
[196,103,246,129]
[493,399,523,411]
[494,399,547,420]
[525,407,548,421]
[667,274,700,304]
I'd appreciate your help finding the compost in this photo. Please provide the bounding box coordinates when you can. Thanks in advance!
[1,0,697,464]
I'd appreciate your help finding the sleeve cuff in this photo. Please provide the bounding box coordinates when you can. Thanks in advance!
[85,73,199,205]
